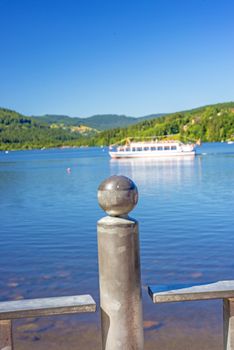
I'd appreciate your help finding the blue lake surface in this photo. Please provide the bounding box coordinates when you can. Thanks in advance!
[0,143,234,329]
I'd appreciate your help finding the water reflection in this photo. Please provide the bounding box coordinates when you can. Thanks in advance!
[110,156,196,187]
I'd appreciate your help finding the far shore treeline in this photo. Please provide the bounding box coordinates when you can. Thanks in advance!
[0,102,234,150]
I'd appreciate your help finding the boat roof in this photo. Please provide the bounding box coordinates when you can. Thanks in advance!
[119,140,182,147]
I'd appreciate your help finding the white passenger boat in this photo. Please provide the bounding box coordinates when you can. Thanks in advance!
[109,140,196,158]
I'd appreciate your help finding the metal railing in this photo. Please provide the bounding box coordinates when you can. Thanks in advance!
[1,175,233,349]
[0,295,96,349]
[148,281,234,350]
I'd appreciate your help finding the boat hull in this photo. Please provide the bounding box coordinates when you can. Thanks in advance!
[109,150,196,158]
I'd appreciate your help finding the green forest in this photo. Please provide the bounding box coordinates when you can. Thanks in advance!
[90,102,234,147]
[0,102,234,150]
[0,108,94,150]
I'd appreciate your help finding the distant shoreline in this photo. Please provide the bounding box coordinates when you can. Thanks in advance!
[1,141,234,153]
[1,102,234,151]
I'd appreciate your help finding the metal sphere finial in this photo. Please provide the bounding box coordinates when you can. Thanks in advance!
[97,175,138,216]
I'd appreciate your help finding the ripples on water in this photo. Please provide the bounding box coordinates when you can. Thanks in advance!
[0,143,234,339]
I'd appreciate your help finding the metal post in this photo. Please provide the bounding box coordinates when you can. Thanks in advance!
[0,320,13,350]
[97,175,144,350]
[224,298,234,350]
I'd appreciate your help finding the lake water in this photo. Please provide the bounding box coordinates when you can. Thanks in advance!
[0,143,234,348]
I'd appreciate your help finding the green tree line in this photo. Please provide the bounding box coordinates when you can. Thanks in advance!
[0,108,88,150]
[1,103,234,150]
[88,104,234,146]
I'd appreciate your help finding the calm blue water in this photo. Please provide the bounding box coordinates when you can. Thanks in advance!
[0,143,234,326]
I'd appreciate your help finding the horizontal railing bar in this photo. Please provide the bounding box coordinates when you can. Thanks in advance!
[0,294,96,320]
[148,280,234,303]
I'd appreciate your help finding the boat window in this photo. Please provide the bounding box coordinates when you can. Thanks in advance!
[119,148,124,151]
[132,147,136,152]
[171,146,177,150]
[157,146,163,151]
[125,147,130,151]
[144,147,149,151]
[137,147,142,151]
[150,146,156,151]
[164,146,170,150]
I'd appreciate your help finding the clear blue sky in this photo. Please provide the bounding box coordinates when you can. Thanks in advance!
[0,0,233,117]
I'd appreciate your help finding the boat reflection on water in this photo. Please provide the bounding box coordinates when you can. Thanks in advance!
[110,155,196,188]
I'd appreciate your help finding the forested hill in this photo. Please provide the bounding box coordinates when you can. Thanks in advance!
[0,108,96,150]
[34,114,137,130]
[0,102,234,150]
[33,113,165,130]
[0,108,164,150]
[88,102,234,146]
